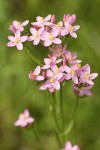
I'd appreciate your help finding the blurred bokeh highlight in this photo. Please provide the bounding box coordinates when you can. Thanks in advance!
[0,0,100,150]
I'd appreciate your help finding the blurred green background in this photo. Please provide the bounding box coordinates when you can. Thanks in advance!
[0,0,100,150]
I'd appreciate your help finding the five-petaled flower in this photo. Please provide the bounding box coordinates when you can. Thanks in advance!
[15,109,34,127]
[7,32,27,50]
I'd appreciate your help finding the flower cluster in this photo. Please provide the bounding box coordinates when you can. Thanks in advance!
[29,44,98,96]
[7,14,80,50]
[15,109,34,127]
[7,20,29,50]
[61,141,80,150]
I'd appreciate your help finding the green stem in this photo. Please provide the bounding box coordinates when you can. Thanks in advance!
[50,93,62,147]
[60,85,65,132]
[72,93,79,120]
[25,45,42,65]
[50,93,61,132]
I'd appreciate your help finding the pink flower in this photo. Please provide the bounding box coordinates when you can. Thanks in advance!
[29,66,44,81]
[80,64,98,85]
[14,109,34,127]
[7,32,27,50]
[40,69,62,91]
[65,51,81,64]
[51,21,63,35]
[61,22,80,38]
[61,141,80,150]
[42,56,62,69]
[32,14,52,27]
[63,65,79,84]
[41,30,62,46]
[50,44,67,57]
[73,84,93,96]
[12,20,29,32]
[63,14,76,25]
[28,27,44,45]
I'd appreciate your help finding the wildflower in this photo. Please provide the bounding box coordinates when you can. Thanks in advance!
[51,21,63,35]
[65,51,81,64]
[63,14,76,25]
[42,56,62,69]
[14,109,34,127]
[61,141,80,150]
[12,20,29,32]
[40,69,62,91]
[41,30,62,46]
[63,64,79,84]
[7,32,27,50]
[80,64,98,85]
[73,84,93,96]
[50,44,67,57]
[61,22,80,38]
[32,14,52,27]
[28,27,44,45]
[29,66,44,81]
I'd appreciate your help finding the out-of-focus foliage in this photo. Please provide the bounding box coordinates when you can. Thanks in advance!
[0,0,100,150]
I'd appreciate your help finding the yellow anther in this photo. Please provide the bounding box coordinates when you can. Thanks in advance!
[14,38,19,43]
[68,25,73,32]
[84,73,89,79]
[56,23,62,29]
[71,69,75,75]
[56,69,60,74]
[34,31,39,38]
[57,48,61,55]
[78,63,81,68]
[17,22,21,27]
[69,55,72,61]
[40,17,44,23]
[50,76,55,83]
[49,34,53,40]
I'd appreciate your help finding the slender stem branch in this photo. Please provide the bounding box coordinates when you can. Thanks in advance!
[25,45,42,65]
[72,93,79,120]
[60,84,65,132]
[50,93,61,132]
[50,93,62,147]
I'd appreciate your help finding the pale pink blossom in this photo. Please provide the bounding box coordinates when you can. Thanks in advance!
[65,51,81,64]
[40,69,62,91]
[80,64,98,85]
[7,32,27,50]
[14,109,34,127]
[41,30,62,46]
[63,14,76,25]
[73,84,93,96]
[29,66,44,81]
[63,65,79,84]
[51,21,63,35]
[12,20,29,32]
[61,141,80,150]
[42,56,62,69]
[50,44,67,57]
[61,22,80,38]
[28,27,44,45]
[32,14,52,27]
